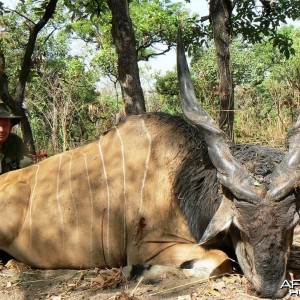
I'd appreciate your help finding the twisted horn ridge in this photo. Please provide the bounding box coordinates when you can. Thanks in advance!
[177,26,265,203]
[267,116,300,201]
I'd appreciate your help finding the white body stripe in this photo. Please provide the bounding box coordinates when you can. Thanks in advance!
[98,136,110,264]
[139,119,152,214]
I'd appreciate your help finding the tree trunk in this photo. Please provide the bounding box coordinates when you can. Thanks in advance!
[107,0,146,120]
[19,110,36,155]
[210,0,234,140]
[0,0,58,154]
[0,50,36,154]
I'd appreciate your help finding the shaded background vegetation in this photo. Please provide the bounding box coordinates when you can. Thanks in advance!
[156,25,300,147]
[0,0,299,156]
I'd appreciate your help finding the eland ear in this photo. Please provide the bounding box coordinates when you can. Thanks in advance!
[198,197,235,245]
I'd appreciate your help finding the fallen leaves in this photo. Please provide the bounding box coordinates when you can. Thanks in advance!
[90,268,125,289]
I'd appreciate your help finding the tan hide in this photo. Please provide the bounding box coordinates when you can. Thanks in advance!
[0,114,230,277]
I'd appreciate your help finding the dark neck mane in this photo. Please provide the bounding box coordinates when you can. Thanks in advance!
[172,121,221,242]
[173,119,285,243]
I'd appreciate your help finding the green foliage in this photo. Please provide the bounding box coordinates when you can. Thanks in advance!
[154,45,219,118]
[63,0,108,20]
[2,0,300,152]
[154,25,300,146]
[153,70,181,114]
[91,48,118,81]
[155,70,178,96]
[63,0,195,79]
[232,0,300,59]
[130,0,189,60]
[26,51,102,153]
[231,27,300,146]
[1,0,110,153]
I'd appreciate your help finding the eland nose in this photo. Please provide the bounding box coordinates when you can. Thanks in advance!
[260,283,288,299]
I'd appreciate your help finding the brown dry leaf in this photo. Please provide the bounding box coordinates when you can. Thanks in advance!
[91,268,125,289]
[91,276,105,285]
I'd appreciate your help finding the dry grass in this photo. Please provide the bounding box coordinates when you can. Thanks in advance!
[234,107,291,149]
[234,86,299,149]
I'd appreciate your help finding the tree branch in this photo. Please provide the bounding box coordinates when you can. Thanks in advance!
[140,44,173,61]
[2,6,35,27]
[0,49,14,104]
[15,0,59,105]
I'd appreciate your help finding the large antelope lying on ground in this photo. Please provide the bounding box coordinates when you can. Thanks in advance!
[0,28,298,299]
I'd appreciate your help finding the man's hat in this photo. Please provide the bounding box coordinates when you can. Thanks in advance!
[0,103,22,126]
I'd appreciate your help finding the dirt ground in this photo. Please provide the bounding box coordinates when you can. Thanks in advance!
[1,233,300,300]
[0,266,268,300]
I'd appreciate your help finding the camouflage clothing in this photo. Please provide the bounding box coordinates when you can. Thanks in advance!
[0,133,32,174]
